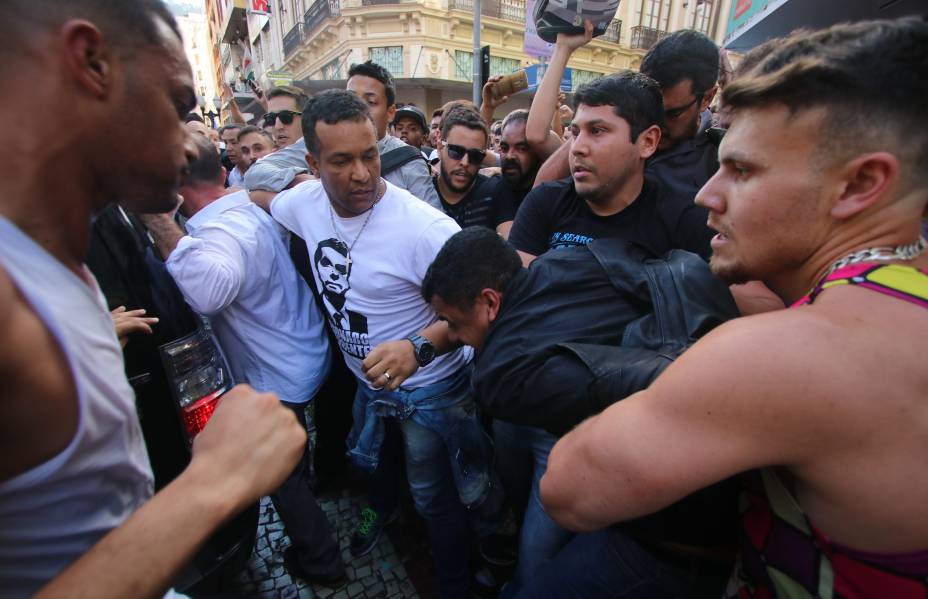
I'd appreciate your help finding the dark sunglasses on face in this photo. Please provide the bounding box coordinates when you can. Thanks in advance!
[664,94,703,120]
[445,143,487,164]
[263,110,302,127]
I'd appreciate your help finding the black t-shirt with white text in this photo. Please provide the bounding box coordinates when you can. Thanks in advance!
[508,176,713,260]
[435,173,516,231]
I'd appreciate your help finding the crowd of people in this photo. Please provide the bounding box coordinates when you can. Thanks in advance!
[1,1,926,598]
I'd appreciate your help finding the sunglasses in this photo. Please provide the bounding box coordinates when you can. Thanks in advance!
[445,143,487,164]
[263,110,302,127]
[663,94,703,120]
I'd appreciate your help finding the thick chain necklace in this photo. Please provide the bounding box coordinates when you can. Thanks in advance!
[327,181,385,267]
[826,236,927,276]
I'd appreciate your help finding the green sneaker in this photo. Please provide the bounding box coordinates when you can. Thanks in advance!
[350,508,395,557]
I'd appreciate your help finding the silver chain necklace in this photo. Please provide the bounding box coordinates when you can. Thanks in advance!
[826,236,927,275]
[327,182,385,266]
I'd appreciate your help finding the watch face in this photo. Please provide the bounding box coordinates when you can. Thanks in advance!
[418,341,435,364]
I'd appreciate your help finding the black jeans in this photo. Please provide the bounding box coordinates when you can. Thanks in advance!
[272,401,344,578]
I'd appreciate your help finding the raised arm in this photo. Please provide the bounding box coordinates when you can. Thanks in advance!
[525,21,592,160]
[533,140,572,187]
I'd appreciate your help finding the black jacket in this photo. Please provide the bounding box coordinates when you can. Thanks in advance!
[473,238,738,436]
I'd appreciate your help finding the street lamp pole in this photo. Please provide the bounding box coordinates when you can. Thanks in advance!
[472,0,482,105]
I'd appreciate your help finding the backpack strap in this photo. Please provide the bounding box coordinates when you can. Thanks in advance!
[380,145,428,176]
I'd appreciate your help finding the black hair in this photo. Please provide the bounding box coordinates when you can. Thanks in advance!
[183,134,223,186]
[347,60,396,107]
[313,239,350,271]
[440,105,489,142]
[266,85,310,110]
[301,89,374,156]
[501,109,529,132]
[422,227,522,308]
[184,112,204,124]
[573,71,664,141]
[237,125,273,144]
[219,123,244,135]
[640,29,720,96]
[724,17,928,187]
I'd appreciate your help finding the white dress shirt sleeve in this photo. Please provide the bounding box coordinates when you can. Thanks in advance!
[165,228,247,317]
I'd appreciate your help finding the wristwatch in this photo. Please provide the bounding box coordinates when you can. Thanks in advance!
[407,334,436,367]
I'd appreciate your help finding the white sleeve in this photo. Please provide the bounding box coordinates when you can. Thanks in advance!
[269,186,302,237]
[165,228,246,316]
[411,216,462,283]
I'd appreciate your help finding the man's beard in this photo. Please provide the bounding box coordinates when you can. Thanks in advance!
[440,165,477,194]
[501,159,535,189]
[709,255,752,285]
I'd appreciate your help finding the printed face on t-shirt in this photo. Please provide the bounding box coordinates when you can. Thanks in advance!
[315,245,350,298]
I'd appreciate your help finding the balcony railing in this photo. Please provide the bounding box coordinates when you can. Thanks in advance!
[449,0,526,24]
[601,19,621,43]
[304,0,341,35]
[283,22,305,58]
[361,0,399,5]
[630,25,667,50]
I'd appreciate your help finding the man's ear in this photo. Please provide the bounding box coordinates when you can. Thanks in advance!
[306,151,319,175]
[830,151,899,220]
[480,287,503,323]
[386,104,397,128]
[61,20,111,98]
[637,124,661,160]
[700,85,718,112]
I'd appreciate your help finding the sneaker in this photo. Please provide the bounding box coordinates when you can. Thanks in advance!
[349,508,395,558]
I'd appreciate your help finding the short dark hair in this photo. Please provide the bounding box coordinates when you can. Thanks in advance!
[237,125,273,144]
[431,108,444,119]
[501,109,529,132]
[313,238,350,273]
[640,29,720,96]
[1,0,181,64]
[724,17,928,187]
[422,227,522,309]
[441,106,489,142]
[184,134,223,186]
[347,60,396,106]
[573,71,664,141]
[219,123,244,135]
[184,112,204,124]
[266,85,309,110]
[301,89,374,156]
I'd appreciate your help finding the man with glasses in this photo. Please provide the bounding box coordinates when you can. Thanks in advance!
[640,29,722,203]
[434,106,516,237]
[243,85,310,194]
[264,85,306,149]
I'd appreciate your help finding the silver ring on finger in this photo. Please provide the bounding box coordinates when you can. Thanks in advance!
[383,371,392,382]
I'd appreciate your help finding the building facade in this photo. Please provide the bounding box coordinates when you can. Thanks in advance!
[209,0,734,122]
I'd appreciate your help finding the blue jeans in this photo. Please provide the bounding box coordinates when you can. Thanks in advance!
[513,528,727,598]
[349,367,505,598]
[493,420,573,586]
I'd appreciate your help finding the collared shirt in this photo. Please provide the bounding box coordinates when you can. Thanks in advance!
[646,110,720,204]
[226,164,245,188]
[379,134,443,210]
[166,189,332,404]
[243,137,310,193]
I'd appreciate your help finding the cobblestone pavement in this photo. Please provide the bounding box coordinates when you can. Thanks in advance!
[229,493,426,599]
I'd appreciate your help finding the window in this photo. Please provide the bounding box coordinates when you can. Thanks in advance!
[636,0,672,30]
[454,51,520,81]
[571,69,601,91]
[322,58,342,80]
[693,0,714,36]
[455,50,474,81]
[370,46,403,77]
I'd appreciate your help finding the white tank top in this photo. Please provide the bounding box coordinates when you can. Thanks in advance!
[0,216,155,597]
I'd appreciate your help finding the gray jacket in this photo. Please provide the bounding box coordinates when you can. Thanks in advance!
[378,134,442,210]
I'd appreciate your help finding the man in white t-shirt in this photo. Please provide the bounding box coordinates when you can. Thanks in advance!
[251,89,505,598]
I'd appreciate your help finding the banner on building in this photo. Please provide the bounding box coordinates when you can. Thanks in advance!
[523,64,572,93]
[250,0,270,15]
[724,0,770,38]
[524,0,554,59]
